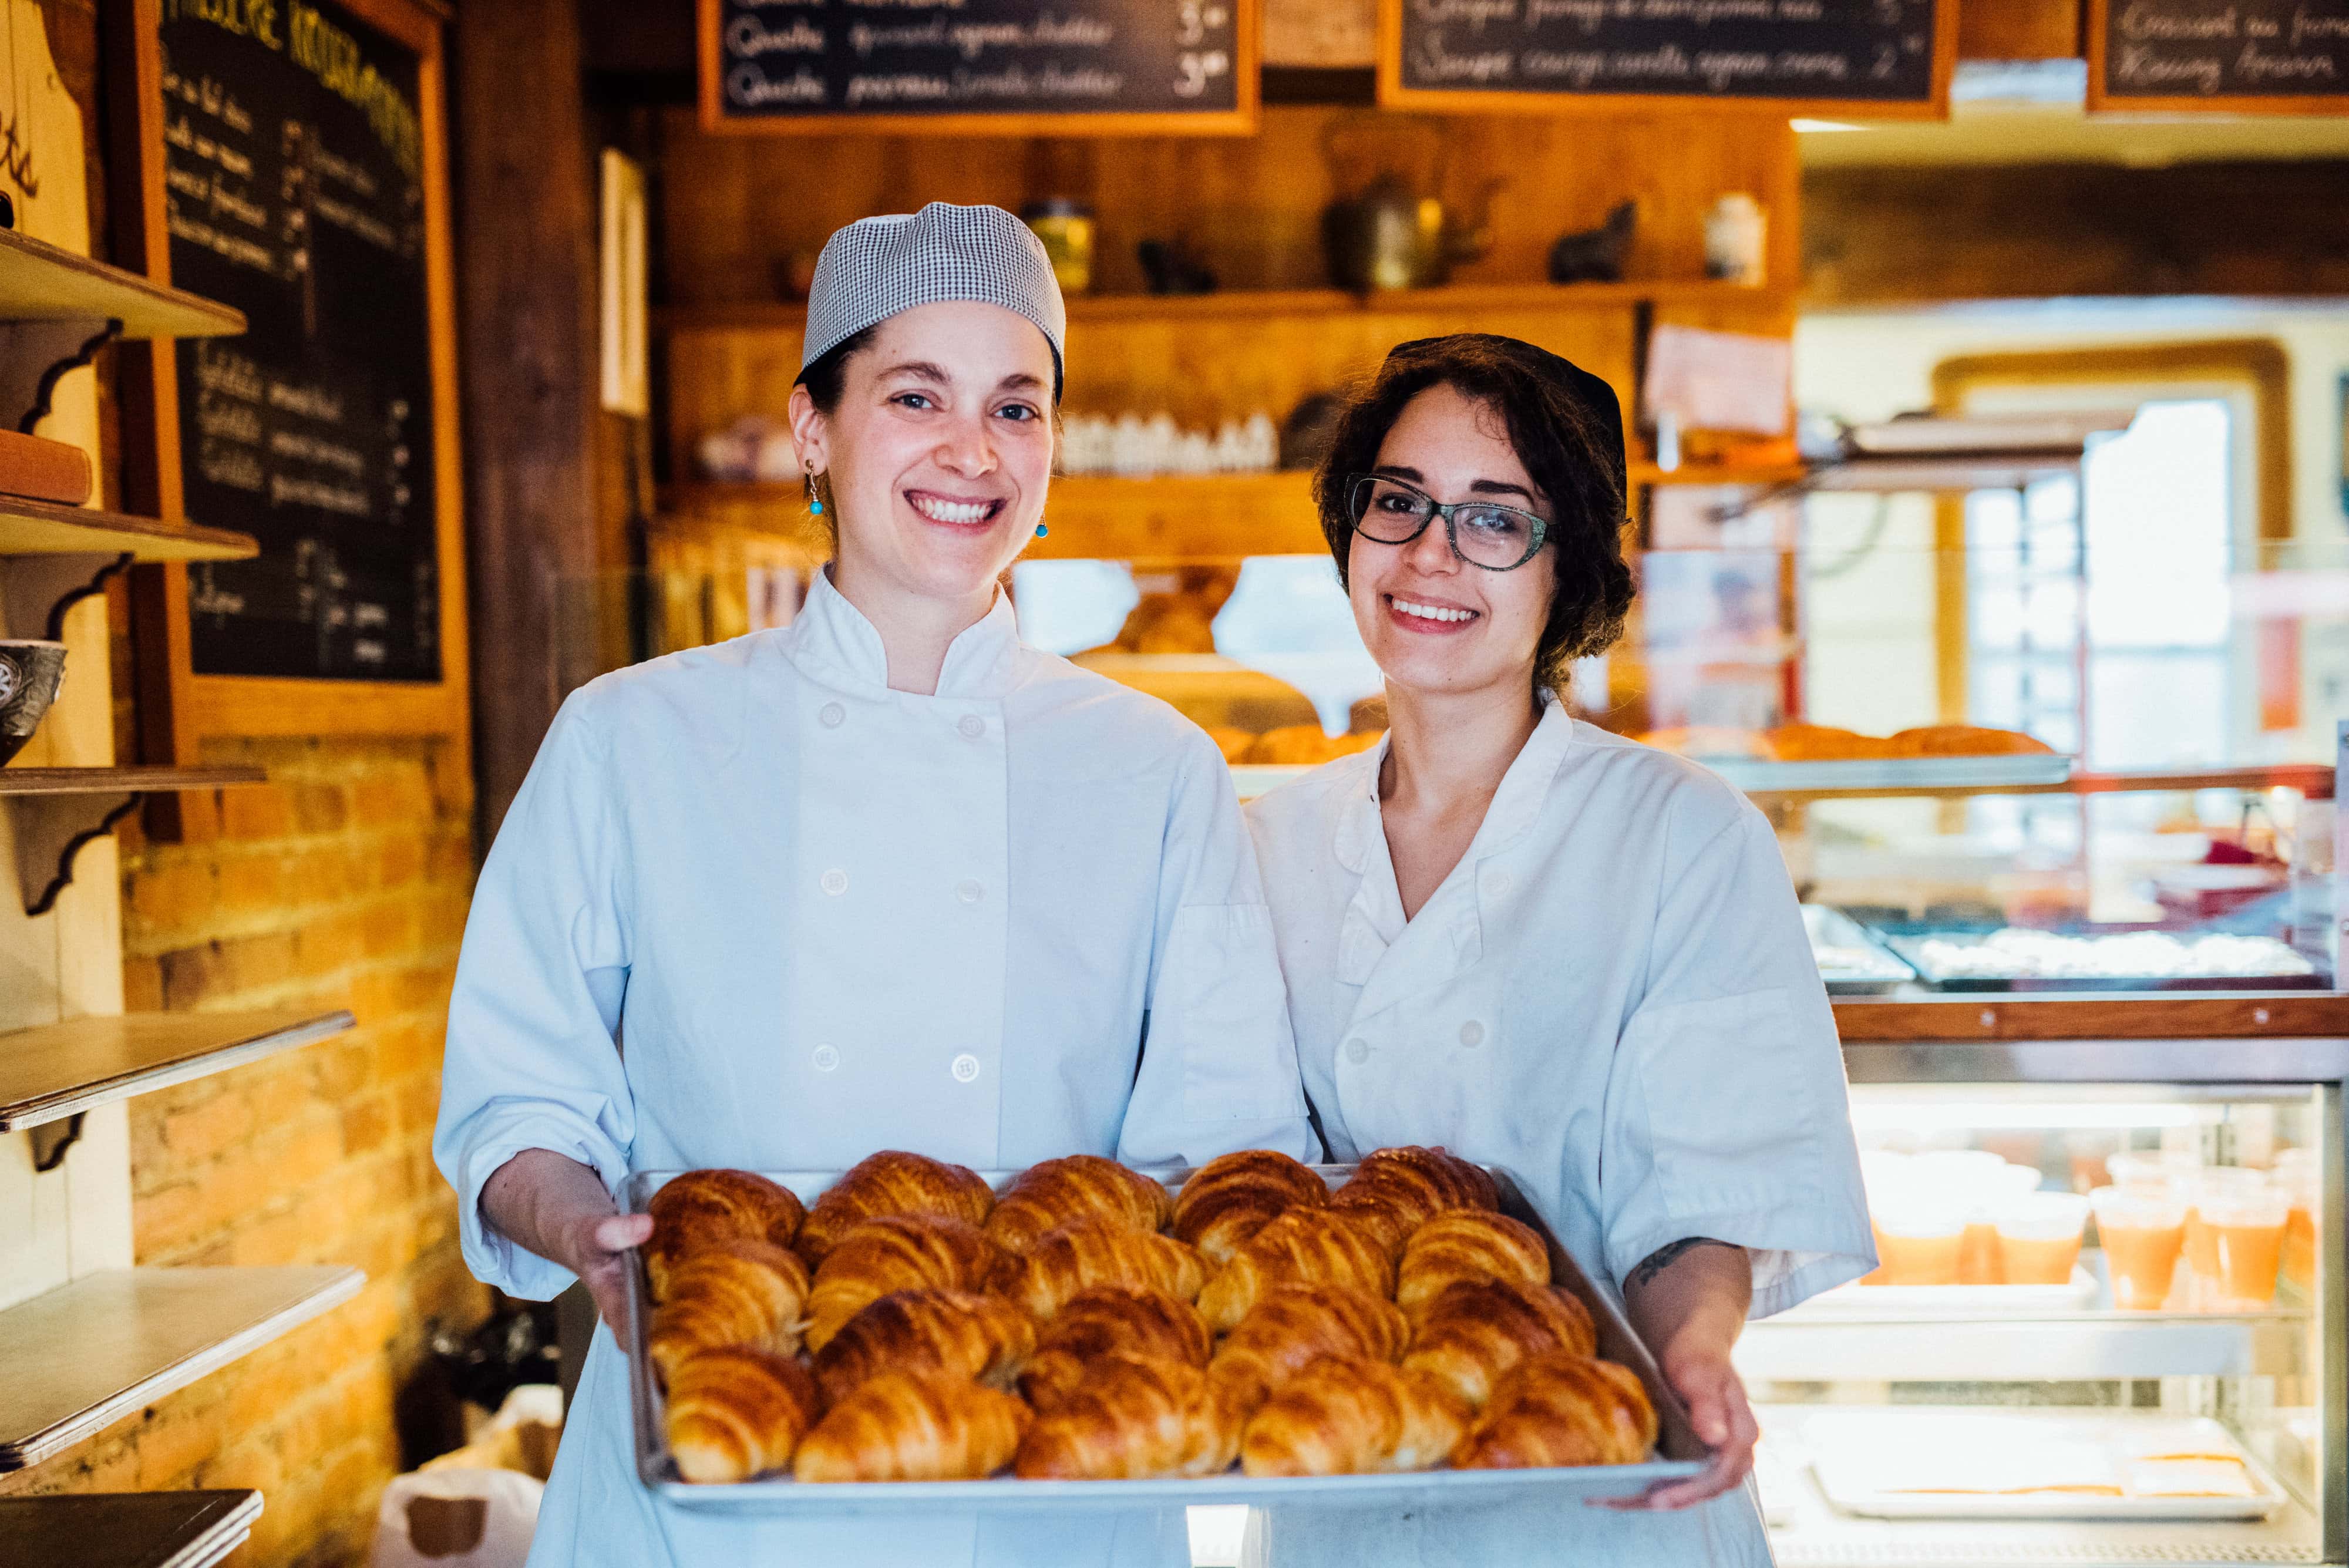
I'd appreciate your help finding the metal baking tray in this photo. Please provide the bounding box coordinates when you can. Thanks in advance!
[1802,904,1917,995]
[1881,927,2327,993]
[1707,753,2073,796]
[622,1162,1709,1514]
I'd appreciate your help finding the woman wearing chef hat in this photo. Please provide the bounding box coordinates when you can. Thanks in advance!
[435,203,1312,1567]
[1243,334,1875,1564]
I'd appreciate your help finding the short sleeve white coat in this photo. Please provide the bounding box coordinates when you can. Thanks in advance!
[434,570,1313,1568]
[1243,701,1875,1567]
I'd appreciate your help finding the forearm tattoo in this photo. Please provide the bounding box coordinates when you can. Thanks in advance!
[1630,1236,1741,1289]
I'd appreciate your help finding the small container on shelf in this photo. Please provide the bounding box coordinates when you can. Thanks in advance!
[2089,1185,2188,1311]
[1991,1193,2089,1286]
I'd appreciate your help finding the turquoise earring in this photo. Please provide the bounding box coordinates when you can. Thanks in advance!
[805,468,823,516]
[1035,523,1048,538]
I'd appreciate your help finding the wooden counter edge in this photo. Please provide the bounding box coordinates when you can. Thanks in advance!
[1834,992,2349,1041]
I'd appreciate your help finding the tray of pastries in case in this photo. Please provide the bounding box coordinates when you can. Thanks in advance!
[1884,926,2321,991]
[1637,724,2072,795]
[621,1148,1708,1512]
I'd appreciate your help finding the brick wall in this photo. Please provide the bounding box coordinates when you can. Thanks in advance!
[0,734,490,1567]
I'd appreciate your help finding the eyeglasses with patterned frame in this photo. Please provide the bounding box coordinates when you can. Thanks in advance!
[1345,473,1551,571]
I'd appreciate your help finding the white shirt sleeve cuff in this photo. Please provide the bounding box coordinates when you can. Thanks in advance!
[454,1116,630,1302]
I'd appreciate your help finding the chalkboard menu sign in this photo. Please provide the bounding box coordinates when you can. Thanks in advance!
[2089,0,2349,110]
[160,1,440,682]
[1378,0,1954,116]
[697,0,1260,135]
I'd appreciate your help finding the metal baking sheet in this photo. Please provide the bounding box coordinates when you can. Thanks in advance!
[622,1163,1708,1514]
[1707,753,2074,795]
[1802,905,1917,995]
[1883,930,2328,994]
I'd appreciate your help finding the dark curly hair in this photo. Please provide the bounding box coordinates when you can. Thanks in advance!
[1312,335,1636,699]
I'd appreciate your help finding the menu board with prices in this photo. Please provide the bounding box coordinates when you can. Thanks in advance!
[2090,0,2349,110]
[161,0,440,682]
[699,0,1259,134]
[1379,0,1953,116]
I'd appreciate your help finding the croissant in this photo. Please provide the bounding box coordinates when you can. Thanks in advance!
[1327,1146,1499,1254]
[645,1169,806,1299]
[810,1288,1035,1405]
[1015,1352,1246,1480]
[1239,1356,1470,1476]
[1209,1283,1410,1414]
[1002,1220,1208,1320]
[1455,1352,1657,1469]
[797,1150,995,1268]
[792,1370,1031,1483]
[1171,1149,1330,1265]
[804,1214,1007,1352]
[1196,1207,1395,1333]
[1396,1210,1551,1318]
[1401,1277,1597,1410]
[1018,1287,1213,1413]
[665,1345,823,1484]
[648,1237,813,1382]
[984,1156,1173,1254]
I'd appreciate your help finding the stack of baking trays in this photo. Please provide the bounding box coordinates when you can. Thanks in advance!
[621,1148,1709,1512]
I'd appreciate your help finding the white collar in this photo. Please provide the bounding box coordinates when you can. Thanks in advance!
[1331,696,1577,877]
[789,566,1022,699]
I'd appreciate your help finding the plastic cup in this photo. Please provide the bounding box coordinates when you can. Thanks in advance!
[1874,1199,1968,1287]
[2202,1188,2290,1308]
[2182,1168,2269,1285]
[1993,1192,2090,1285]
[2275,1150,2318,1291]
[2091,1186,2188,1311]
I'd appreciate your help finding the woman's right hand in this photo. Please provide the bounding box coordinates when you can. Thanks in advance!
[560,1210,654,1330]
[480,1149,654,1331]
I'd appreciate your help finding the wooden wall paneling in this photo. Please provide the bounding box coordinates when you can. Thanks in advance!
[1954,0,2082,60]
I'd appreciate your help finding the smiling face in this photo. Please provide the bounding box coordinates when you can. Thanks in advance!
[1347,382,1557,701]
[788,299,1056,612]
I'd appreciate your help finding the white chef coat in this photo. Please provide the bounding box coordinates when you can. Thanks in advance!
[1242,699,1874,1567]
[435,568,1313,1568]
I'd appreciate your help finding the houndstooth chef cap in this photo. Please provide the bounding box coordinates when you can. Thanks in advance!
[797,202,1066,399]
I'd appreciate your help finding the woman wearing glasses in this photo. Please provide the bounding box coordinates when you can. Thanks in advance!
[1243,334,1873,1564]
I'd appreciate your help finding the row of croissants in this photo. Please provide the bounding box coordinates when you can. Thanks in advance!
[643,1145,1658,1485]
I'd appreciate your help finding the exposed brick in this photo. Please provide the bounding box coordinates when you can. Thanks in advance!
[219,784,295,842]
[161,1087,255,1162]
[157,942,227,1010]
[291,782,350,833]
[122,953,163,1011]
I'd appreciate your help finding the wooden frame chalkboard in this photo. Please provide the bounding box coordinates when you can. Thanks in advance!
[1376,0,1956,119]
[695,0,1261,136]
[2086,0,2349,113]
[107,0,467,747]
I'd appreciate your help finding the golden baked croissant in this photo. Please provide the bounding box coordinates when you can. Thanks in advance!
[1002,1219,1209,1320]
[665,1345,824,1484]
[1209,1283,1410,1413]
[810,1288,1035,1406]
[1196,1207,1395,1333]
[792,1370,1031,1483]
[1239,1356,1470,1476]
[1327,1146,1499,1254]
[1455,1352,1657,1469]
[648,1237,813,1382]
[1401,1277,1597,1410]
[983,1156,1173,1254]
[645,1169,806,1299]
[1018,1286,1213,1413]
[1015,1352,1246,1480]
[796,1150,995,1267]
[804,1213,1007,1352]
[1170,1149,1330,1265]
[1396,1210,1551,1318]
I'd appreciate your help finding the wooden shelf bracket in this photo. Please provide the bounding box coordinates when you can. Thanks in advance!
[0,318,120,436]
[8,788,140,917]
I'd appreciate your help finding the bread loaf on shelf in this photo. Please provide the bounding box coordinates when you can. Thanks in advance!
[982,1155,1173,1254]
[1019,1286,1212,1413]
[804,1214,1007,1352]
[1325,1146,1499,1254]
[1238,1357,1470,1477]
[1014,1352,1245,1480]
[645,1169,806,1300]
[1170,1148,1330,1266]
[810,1287,1035,1405]
[1401,1277,1597,1410]
[796,1150,996,1267]
[1395,1210,1551,1318]
[1002,1219,1208,1320]
[647,1237,812,1382]
[1208,1283,1409,1414]
[792,1370,1032,1483]
[1888,724,2055,757]
[1455,1352,1657,1469]
[1197,1206,1396,1333]
[666,1345,824,1484]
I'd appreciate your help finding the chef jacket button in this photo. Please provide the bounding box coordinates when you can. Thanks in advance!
[819,702,846,729]
[1345,1038,1369,1065]
[950,1053,981,1083]
[820,869,849,896]
[958,714,986,739]
[812,1045,840,1072]
[1459,1020,1485,1048]
[957,879,984,904]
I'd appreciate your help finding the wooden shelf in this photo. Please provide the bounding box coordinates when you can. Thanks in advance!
[1631,458,1810,489]
[0,228,245,339]
[0,1267,364,1471]
[0,766,264,798]
[0,496,256,563]
[657,278,1788,334]
[0,1008,355,1133]
[4,767,268,918]
[0,1491,261,1568]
